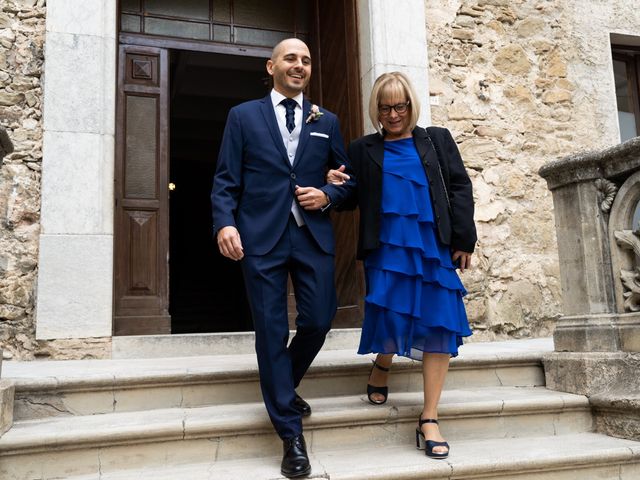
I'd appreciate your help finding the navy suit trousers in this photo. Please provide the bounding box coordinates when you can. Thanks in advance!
[241,216,337,439]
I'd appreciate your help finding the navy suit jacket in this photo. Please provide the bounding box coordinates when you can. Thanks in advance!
[212,95,355,256]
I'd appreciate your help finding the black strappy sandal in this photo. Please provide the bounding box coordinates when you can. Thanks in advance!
[366,360,390,405]
[416,418,449,459]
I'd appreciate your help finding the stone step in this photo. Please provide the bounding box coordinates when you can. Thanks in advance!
[111,328,366,358]
[28,433,640,480]
[4,338,551,421]
[0,386,592,479]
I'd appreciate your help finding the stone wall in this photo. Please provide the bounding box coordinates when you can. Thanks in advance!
[424,0,638,341]
[0,0,45,360]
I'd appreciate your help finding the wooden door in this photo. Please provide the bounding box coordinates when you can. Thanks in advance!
[114,45,171,335]
[311,0,364,327]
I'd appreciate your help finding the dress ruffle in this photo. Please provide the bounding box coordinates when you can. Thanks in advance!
[358,138,471,360]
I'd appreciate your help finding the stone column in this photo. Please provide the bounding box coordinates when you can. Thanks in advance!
[36,0,117,340]
[356,0,431,131]
[539,137,640,440]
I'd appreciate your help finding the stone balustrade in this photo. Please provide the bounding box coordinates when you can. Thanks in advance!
[540,136,640,440]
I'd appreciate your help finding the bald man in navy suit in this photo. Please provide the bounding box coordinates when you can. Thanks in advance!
[211,38,355,478]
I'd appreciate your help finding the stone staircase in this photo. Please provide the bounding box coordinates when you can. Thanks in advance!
[1,338,639,479]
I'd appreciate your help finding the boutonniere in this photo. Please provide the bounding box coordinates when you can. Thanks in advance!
[305,104,324,124]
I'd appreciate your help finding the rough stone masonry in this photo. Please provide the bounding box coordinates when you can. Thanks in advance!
[0,0,44,360]
[424,0,638,341]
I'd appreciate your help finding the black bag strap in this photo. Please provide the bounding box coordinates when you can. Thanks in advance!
[424,127,452,213]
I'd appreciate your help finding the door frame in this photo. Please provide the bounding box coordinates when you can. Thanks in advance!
[114,3,365,335]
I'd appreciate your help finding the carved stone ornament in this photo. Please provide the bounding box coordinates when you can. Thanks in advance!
[595,178,618,213]
[614,229,640,312]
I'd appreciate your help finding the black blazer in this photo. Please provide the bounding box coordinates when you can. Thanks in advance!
[341,126,477,260]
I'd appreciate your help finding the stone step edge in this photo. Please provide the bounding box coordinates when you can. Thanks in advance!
[328,444,640,480]
[9,350,546,394]
[54,433,640,480]
[0,388,590,456]
[330,451,640,480]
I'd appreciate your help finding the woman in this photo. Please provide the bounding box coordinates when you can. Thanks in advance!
[328,72,476,459]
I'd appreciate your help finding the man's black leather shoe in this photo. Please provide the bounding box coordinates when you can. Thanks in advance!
[293,394,311,417]
[281,434,311,478]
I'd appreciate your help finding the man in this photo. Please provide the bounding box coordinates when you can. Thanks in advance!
[211,38,354,478]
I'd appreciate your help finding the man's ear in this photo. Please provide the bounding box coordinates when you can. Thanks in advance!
[266,59,274,75]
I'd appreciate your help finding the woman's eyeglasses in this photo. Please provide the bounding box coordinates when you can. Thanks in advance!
[379,101,410,116]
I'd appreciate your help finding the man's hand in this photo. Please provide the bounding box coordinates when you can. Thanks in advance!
[295,185,329,210]
[217,226,244,261]
[452,250,472,272]
[326,165,350,185]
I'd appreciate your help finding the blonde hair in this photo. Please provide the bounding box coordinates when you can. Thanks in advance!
[368,72,420,135]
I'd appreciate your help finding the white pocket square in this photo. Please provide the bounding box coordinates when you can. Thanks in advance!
[310,132,329,138]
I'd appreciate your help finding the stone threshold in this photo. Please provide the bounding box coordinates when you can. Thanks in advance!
[111,328,365,358]
[110,331,554,360]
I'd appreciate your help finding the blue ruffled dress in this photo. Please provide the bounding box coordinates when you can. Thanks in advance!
[358,137,472,360]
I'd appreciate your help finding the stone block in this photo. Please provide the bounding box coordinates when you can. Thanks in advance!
[552,181,615,316]
[46,0,116,38]
[35,234,113,339]
[543,352,640,396]
[591,393,640,441]
[619,321,640,352]
[42,31,115,135]
[494,45,531,75]
[41,130,114,235]
[369,0,428,70]
[553,313,640,353]
[553,314,620,352]
[0,379,15,436]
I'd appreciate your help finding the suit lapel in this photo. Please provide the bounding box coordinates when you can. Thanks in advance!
[292,98,311,169]
[259,95,289,164]
[365,134,384,169]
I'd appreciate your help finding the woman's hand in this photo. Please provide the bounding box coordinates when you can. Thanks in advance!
[452,250,472,272]
[326,165,350,185]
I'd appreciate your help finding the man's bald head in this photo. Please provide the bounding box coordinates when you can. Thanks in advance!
[267,38,312,97]
[271,38,310,61]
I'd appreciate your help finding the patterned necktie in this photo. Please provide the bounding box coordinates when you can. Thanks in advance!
[281,98,297,133]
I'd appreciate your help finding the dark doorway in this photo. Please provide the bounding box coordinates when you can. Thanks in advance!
[168,50,268,333]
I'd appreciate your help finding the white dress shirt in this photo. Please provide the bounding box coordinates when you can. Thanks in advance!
[271,89,305,226]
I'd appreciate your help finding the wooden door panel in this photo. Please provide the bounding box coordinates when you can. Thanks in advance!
[312,0,364,327]
[114,45,171,335]
[127,210,158,293]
